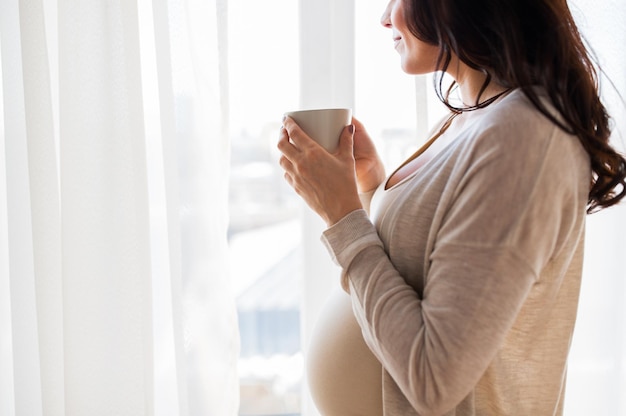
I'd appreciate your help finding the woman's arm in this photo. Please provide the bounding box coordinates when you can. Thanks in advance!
[321,119,588,414]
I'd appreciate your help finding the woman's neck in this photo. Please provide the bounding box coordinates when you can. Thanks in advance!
[450,60,508,106]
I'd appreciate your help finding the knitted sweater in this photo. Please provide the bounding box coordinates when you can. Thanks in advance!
[321,89,590,415]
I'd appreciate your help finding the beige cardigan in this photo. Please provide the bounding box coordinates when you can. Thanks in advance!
[321,90,591,416]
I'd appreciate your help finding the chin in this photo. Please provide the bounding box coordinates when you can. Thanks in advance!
[400,58,435,75]
[399,58,411,73]
[400,60,419,75]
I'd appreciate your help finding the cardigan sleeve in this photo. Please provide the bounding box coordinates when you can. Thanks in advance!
[358,189,377,215]
[321,209,383,292]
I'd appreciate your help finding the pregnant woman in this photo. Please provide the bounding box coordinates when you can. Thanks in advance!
[278,0,626,415]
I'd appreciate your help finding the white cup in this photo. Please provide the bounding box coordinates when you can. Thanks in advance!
[284,108,352,152]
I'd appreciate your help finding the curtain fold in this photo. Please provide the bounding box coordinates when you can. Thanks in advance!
[174,0,238,410]
[150,0,238,413]
[0,0,238,414]
[148,0,188,413]
[18,0,64,415]
[58,0,154,414]
[1,0,45,414]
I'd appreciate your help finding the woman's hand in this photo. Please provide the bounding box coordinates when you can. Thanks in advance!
[352,117,386,193]
[278,117,362,226]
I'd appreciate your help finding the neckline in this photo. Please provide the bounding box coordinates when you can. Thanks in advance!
[384,111,461,191]
[383,88,516,191]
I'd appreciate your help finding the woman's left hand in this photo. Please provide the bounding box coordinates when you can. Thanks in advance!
[278,116,362,226]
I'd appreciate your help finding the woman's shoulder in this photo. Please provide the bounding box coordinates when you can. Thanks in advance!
[445,88,591,204]
[463,88,587,161]
[480,88,555,130]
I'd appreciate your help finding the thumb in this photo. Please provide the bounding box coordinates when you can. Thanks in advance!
[337,124,355,155]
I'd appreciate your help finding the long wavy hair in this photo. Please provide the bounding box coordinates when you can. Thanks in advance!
[404,0,626,213]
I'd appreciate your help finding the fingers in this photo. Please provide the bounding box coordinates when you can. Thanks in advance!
[282,165,295,189]
[278,153,295,175]
[277,124,300,161]
[277,124,289,146]
[283,117,305,147]
[277,128,303,187]
[351,116,365,130]
[282,116,319,151]
[351,117,371,142]
[337,123,355,155]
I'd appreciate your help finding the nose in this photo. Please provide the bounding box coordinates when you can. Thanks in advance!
[380,0,392,28]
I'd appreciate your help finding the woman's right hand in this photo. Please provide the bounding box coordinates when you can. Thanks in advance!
[352,117,386,193]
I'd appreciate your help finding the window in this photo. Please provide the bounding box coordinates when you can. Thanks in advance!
[228,1,301,415]
[227,2,440,414]
[228,1,626,416]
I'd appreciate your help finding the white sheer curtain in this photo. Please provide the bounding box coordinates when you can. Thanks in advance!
[0,0,239,415]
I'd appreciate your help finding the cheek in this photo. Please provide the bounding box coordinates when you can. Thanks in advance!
[390,1,406,32]
[401,41,440,74]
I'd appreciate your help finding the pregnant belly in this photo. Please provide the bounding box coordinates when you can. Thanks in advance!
[306,289,383,416]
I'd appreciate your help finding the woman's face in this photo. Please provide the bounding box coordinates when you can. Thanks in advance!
[380,0,440,75]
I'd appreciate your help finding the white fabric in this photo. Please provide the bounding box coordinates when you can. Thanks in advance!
[1,0,624,415]
[0,0,239,415]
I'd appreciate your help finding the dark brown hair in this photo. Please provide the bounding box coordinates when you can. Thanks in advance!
[404,0,626,213]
